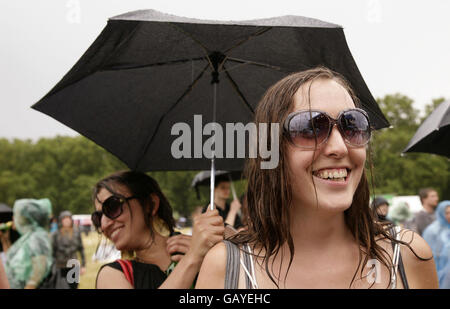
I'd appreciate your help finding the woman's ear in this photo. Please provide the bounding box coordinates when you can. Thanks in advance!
[150,193,160,216]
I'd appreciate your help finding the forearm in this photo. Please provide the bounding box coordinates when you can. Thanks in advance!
[78,249,86,267]
[0,261,9,289]
[158,254,201,289]
[78,234,86,267]
[1,238,11,252]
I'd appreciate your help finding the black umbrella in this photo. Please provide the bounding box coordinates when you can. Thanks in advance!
[0,203,12,213]
[403,100,450,157]
[0,203,13,223]
[191,170,242,187]
[191,170,242,200]
[0,203,20,252]
[32,9,389,173]
[32,9,389,210]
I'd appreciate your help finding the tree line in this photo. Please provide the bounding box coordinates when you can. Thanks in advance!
[0,94,448,218]
[0,136,246,219]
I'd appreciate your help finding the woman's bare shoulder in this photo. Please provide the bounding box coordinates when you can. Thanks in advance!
[195,241,228,289]
[374,226,438,288]
[397,228,439,289]
[96,264,133,289]
[398,229,432,257]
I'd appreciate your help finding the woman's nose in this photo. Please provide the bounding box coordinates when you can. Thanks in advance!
[101,214,114,231]
[322,125,348,158]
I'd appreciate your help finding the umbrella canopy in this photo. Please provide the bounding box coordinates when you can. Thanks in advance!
[0,203,13,223]
[32,9,389,172]
[0,203,12,213]
[403,100,450,157]
[191,170,242,200]
[191,170,242,188]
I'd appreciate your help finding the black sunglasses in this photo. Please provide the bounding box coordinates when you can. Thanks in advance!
[91,195,137,230]
[283,108,371,149]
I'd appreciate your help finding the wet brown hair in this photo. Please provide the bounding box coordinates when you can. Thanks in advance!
[230,66,430,288]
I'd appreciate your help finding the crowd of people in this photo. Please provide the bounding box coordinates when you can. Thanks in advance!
[0,67,448,289]
[0,199,87,289]
[370,188,449,288]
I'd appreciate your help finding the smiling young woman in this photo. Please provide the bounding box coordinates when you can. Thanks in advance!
[195,67,439,289]
[93,170,224,289]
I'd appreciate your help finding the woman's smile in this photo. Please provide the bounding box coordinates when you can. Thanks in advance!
[109,226,124,242]
[312,168,351,186]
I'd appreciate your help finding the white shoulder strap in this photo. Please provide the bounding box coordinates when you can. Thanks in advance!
[390,226,402,289]
[239,244,259,289]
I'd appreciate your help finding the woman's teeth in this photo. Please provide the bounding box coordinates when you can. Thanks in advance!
[314,168,348,181]
[111,228,122,238]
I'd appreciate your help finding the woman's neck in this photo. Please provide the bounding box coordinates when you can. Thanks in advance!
[289,202,354,250]
[134,233,172,271]
[250,203,359,289]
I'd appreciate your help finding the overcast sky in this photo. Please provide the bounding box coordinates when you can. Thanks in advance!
[1,0,449,140]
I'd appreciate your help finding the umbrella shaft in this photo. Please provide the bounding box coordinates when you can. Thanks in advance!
[209,81,218,211]
[210,159,215,211]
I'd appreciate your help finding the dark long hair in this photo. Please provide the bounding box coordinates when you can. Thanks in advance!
[92,170,175,241]
[230,67,430,288]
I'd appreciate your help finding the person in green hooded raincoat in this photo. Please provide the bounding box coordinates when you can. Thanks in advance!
[5,199,53,289]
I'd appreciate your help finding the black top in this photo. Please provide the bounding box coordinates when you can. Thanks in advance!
[51,228,86,268]
[202,203,243,229]
[97,260,167,289]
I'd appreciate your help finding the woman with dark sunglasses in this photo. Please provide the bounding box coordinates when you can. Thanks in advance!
[93,170,224,289]
[196,67,439,289]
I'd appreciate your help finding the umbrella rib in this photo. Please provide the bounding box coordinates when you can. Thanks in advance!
[223,27,272,54]
[224,57,288,72]
[219,61,254,74]
[134,63,210,169]
[167,22,212,65]
[99,57,207,72]
[165,23,228,74]
[222,64,254,115]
